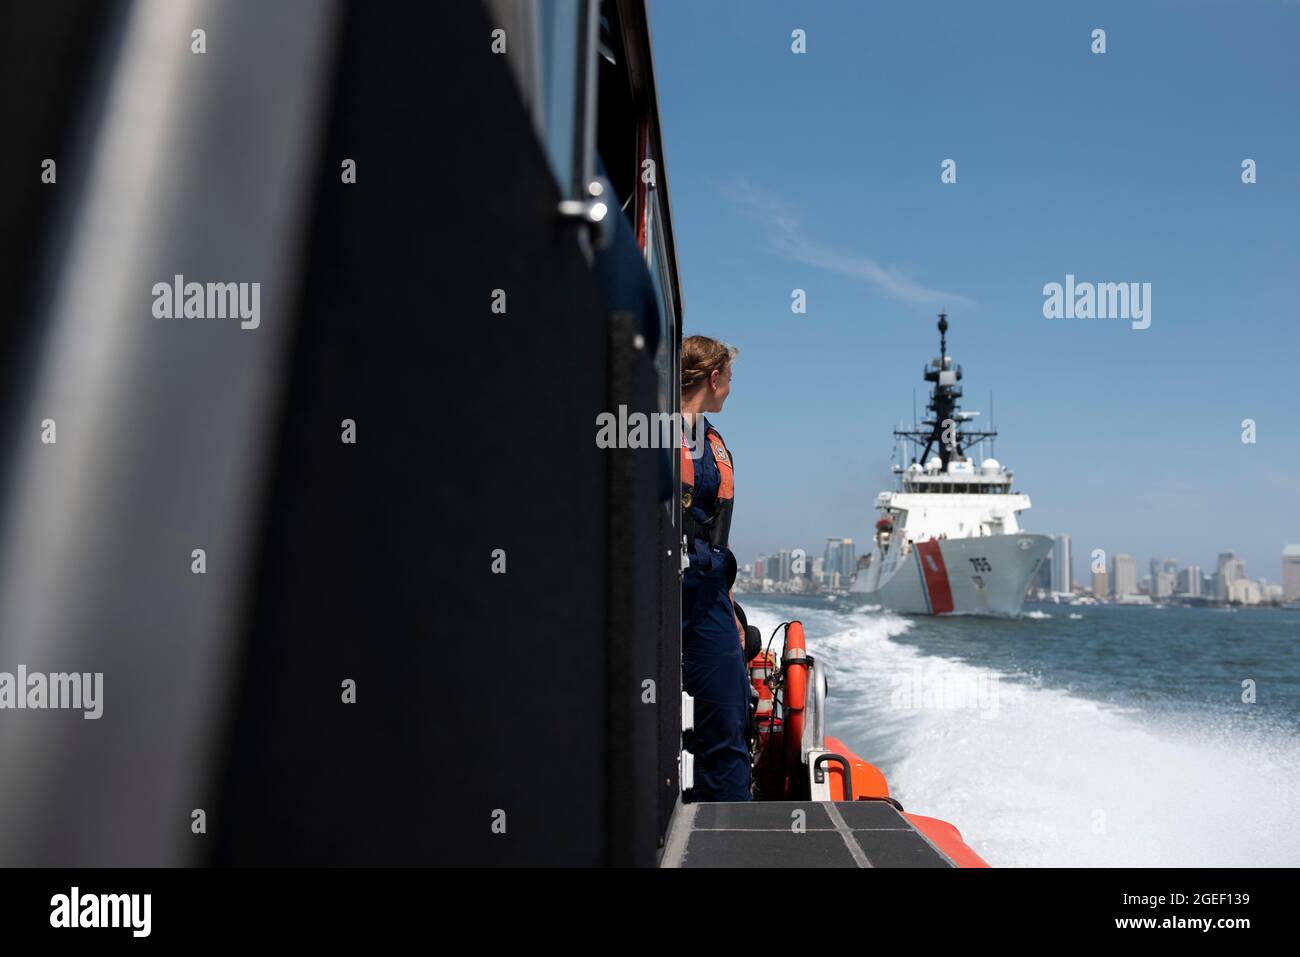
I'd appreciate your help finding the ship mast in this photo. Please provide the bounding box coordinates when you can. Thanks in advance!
[894,313,997,469]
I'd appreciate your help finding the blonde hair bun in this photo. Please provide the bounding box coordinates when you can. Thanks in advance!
[681,335,738,391]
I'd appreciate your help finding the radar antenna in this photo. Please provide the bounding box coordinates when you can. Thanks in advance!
[893,313,998,469]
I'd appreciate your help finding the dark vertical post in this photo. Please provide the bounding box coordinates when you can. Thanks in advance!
[606,311,637,865]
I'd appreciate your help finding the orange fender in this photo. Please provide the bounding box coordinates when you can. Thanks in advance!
[782,622,808,768]
[904,813,990,868]
[822,735,890,800]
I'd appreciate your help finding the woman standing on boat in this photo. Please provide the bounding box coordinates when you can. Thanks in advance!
[679,335,750,802]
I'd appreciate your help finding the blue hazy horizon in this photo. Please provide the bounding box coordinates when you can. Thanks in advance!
[650,0,1299,583]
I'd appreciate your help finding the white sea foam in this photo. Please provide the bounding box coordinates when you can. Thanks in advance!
[743,602,1300,867]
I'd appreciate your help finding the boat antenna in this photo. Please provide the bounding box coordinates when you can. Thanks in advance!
[894,311,996,470]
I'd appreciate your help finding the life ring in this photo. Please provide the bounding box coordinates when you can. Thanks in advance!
[782,621,808,767]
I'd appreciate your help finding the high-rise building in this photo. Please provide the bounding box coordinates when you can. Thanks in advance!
[1155,567,1172,597]
[823,538,842,581]
[1177,564,1201,598]
[1283,546,1300,602]
[839,538,856,580]
[1051,534,1073,593]
[775,549,793,584]
[1215,552,1246,601]
[1091,569,1109,598]
[821,536,857,588]
[1150,558,1177,599]
[1111,553,1137,598]
[1229,578,1262,605]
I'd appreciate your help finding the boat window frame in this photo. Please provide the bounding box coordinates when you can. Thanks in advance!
[535,0,600,203]
[644,157,677,417]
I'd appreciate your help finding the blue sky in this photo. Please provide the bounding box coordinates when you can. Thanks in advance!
[649,0,1300,583]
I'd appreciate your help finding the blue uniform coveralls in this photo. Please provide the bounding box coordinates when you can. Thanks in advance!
[682,417,751,802]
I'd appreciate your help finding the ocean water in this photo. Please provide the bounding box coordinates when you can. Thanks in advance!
[737,594,1300,867]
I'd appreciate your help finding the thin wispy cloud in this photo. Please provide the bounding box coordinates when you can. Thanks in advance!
[724,180,973,308]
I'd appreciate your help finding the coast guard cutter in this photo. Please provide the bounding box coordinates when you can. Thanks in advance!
[851,314,1052,615]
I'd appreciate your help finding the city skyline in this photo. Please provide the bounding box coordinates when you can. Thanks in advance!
[743,536,1299,604]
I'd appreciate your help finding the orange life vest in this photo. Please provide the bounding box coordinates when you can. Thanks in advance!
[680,419,734,548]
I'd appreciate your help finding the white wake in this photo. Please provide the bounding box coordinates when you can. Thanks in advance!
[744,602,1300,867]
